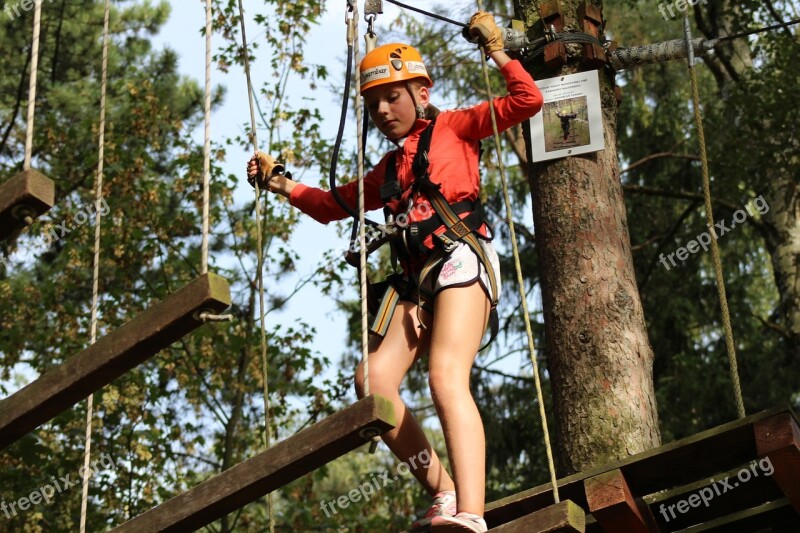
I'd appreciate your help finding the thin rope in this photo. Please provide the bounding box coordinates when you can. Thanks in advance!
[201,0,212,275]
[236,2,275,531]
[80,0,111,530]
[475,0,559,502]
[350,5,371,397]
[23,0,43,170]
[684,17,745,418]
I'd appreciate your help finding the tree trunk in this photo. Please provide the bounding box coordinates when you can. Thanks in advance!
[515,0,661,474]
[763,179,800,359]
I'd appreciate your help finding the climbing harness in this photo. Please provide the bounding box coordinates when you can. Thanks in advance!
[365,119,500,348]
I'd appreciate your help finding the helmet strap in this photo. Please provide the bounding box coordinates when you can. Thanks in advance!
[405,82,426,119]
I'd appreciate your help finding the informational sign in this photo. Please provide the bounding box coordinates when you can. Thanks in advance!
[529,70,605,162]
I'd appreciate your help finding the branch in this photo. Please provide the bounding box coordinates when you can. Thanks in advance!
[473,363,532,383]
[639,199,702,291]
[750,310,792,340]
[620,152,701,175]
[623,184,740,211]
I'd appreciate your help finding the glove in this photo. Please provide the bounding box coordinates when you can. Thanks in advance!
[247,152,285,189]
[466,11,504,54]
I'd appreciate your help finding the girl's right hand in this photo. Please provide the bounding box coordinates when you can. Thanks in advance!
[246,152,295,198]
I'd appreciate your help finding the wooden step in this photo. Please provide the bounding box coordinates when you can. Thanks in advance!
[0,273,231,449]
[110,395,396,533]
[485,406,800,532]
[489,500,585,532]
[0,169,55,242]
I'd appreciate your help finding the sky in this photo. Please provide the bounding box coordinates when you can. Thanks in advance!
[152,2,384,367]
[149,1,534,398]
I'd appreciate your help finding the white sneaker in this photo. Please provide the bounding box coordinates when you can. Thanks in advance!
[411,491,457,529]
[430,512,488,532]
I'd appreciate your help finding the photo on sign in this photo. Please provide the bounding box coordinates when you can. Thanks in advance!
[528,70,604,162]
[543,97,590,152]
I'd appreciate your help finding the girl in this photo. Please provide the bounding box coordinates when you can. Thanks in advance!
[248,11,542,532]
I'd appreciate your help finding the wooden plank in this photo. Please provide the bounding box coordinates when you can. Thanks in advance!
[110,394,396,533]
[584,469,658,533]
[645,462,784,530]
[680,498,797,532]
[0,169,55,242]
[485,406,788,525]
[489,500,585,532]
[754,412,800,513]
[0,273,231,449]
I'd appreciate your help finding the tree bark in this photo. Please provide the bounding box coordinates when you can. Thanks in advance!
[762,177,800,359]
[515,0,661,474]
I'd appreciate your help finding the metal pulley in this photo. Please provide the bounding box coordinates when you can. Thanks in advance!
[364,0,382,16]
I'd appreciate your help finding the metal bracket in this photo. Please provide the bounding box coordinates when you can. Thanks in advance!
[11,205,35,226]
[194,308,234,323]
[359,426,382,454]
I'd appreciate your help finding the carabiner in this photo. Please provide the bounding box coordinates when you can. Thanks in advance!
[346,0,357,44]
[365,14,378,53]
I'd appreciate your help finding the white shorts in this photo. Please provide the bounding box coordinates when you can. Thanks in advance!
[420,240,501,303]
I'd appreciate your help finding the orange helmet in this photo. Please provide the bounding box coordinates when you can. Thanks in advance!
[359,43,433,94]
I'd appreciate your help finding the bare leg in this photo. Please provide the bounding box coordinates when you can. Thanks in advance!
[428,282,491,515]
[355,301,455,495]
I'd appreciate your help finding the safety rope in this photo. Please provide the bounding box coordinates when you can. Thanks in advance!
[475,0,560,503]
[23,0,42,171]
[79,0,111,530]
[201,0,212,275]
[683,17,746,418]
[236,1,275,531]
[348,4,371,400]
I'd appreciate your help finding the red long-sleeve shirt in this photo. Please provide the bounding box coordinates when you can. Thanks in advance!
[290,59,542,253]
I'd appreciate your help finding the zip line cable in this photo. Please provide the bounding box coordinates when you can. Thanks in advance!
[683,17,746,419]
[474,0,560,504]
[719,18,800,42]
[80,0,111,530]
[385,0,466,28]
[235,1,275,531]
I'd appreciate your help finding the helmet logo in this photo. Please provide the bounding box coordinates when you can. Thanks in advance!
[391,59,403,71]
[406,61,427,76]
[361,65,391,85]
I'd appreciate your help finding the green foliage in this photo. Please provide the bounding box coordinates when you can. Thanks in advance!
[0,0,346,531]
[611,0,800,440]
[2,0,798,531]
